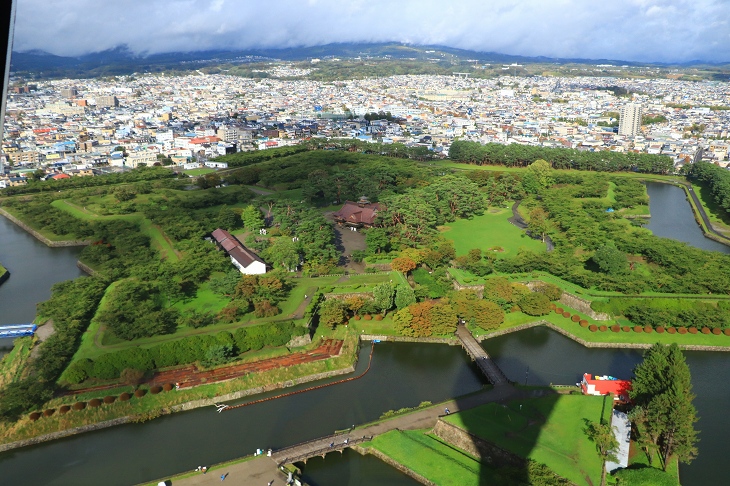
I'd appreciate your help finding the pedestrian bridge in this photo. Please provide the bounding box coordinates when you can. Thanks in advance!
[455,324,510,386]
[271,432,371,466]
[0,324,37,338]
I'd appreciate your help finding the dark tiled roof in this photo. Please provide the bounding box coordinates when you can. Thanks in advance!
[332,201,381,225]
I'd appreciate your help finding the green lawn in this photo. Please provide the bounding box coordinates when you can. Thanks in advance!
[183,168,215,176]
[366,429,494,486]
[172,281,230,314]
[445,394,606,486]
[440,209,545,257]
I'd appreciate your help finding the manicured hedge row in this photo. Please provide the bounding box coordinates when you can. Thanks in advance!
[577,320,730,337]
[28,383,176,421]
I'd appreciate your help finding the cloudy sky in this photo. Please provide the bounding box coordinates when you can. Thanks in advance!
[12,0,730,62]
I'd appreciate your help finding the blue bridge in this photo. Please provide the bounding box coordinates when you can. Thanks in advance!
[0,324,37,338]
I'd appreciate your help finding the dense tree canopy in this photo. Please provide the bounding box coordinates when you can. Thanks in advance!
[630,343,699,471]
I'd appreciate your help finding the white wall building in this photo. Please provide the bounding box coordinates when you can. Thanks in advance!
[619,103,643,137]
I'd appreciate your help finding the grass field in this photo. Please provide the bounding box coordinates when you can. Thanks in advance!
[366,429,494,485]
[445,394,607,486]
[440,209,545,257]
[183,168,216,176]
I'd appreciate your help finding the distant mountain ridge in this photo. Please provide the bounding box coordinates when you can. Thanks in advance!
[9,42,730,79]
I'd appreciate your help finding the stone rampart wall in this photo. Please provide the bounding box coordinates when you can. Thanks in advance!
[0,208,91,247]
[432,419,526,468]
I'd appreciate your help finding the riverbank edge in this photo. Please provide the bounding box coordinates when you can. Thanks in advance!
[0,265,8,288]
[0,208,91,247]
[650,179,730,248]
[0,364,357,453]
[352,445,437,486]
[479,320,730,352]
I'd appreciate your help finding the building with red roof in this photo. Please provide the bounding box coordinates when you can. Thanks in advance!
[580,373,632,401]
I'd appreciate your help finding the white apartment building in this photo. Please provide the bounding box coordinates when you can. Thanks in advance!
[619,103,643,137]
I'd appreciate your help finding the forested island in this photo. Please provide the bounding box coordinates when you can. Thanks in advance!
[0,142,722,484]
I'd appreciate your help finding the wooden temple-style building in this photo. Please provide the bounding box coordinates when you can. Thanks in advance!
[332,196,381,229]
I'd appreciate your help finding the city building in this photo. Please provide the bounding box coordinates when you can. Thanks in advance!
[619,103,643,137]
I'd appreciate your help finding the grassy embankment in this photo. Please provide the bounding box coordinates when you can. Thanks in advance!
[0,337,33,388]
[442,394,607,485]
[361,394,606,486]
[690,181,730,236]
[0,329,361,446]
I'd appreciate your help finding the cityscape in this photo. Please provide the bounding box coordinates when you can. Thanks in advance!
[1,1,730,486]
[2,69,730,186]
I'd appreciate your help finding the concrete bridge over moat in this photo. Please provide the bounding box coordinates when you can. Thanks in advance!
[163,327,514,486]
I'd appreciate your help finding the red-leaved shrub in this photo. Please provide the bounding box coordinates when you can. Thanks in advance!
[43,409,55,417]
[555,308,564,314]
[562,312,571,318]
[550,303,556,310]
[89,398,101,408]
[667,327,676,334]
[644,325,653,333]
[119,392,131,401]
[375,315,383,321]
[622,326,631,332]
[725,328,730,336]
[678,327,688,334]
[59,405,70,414]
[103,396,116,404]
[134,389,146,398]
[712,328,722,335]
[689,327,698,334]
[73,402,86,410]
[656,326,665,333]
[599,325,608,332]
[589,325,598,332]
[580,320,589,327]
[701,327,711,334]
[634,325,643,333]
[163,383,173,392]
[363,314,372,321]
[611,325,620,332]
[571,315,580,322]
[29,412,41,421]
[353,315,361,320]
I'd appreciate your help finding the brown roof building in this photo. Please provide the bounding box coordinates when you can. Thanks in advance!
[332,197,382,228]
[211,228,266,275]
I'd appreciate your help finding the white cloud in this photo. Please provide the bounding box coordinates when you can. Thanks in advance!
[12,0,730,62]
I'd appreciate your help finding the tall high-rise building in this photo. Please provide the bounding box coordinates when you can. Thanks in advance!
[619,103,643,137]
